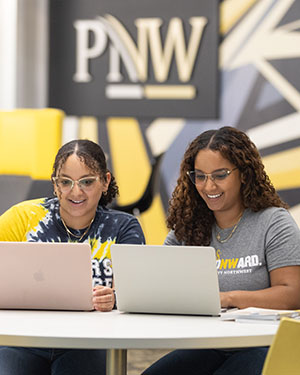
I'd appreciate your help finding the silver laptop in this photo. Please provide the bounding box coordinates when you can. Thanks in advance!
[0,241,93,311]
[111,244,221,316]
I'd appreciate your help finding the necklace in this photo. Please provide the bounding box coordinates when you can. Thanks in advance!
[216,212,243,243]
[61,217,94,241]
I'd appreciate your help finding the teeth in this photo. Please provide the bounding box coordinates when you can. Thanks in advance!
[71,200,84,204]
[207,194,221,199]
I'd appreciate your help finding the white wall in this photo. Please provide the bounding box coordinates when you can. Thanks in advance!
[16,0,49,108]
[0,0,17,109]
[0,0,48,109]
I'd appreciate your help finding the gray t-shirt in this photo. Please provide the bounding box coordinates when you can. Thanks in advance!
[164,207,300,292]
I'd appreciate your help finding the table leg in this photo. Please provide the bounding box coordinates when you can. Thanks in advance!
[106,349,127,375]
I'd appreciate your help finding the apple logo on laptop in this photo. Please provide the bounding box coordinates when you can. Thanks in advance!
[33,270,45,282]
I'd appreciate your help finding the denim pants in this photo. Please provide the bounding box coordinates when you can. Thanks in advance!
[0,347,106,375]
[142,347,269,375]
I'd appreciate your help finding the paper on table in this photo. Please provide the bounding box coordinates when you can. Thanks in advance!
[220,307,300,322]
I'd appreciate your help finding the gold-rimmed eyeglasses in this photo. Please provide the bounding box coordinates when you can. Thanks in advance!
[187,168,238,186]
[52,176,99,192]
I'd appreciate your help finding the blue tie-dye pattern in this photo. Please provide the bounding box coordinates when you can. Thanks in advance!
[20,197,145,286]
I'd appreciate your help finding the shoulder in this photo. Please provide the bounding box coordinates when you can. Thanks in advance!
[96,206,144,232]
[0,198,55,241]
[246,207,300,240]
[164,230,182,245]
[96,206,145,244]
[3,197,49,215]
[1,198,59,228]
[247,207,293,225]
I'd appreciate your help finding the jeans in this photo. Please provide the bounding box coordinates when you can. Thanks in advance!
[0,347,106,375]
[142,347,269,375]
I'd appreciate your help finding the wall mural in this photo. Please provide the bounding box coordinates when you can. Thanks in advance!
[49,0,219,118]
[61,0,299,244]
[2,0,298,245]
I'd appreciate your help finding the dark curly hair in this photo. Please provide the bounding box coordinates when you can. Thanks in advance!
[51,139,119,206]
[167,126,288,246]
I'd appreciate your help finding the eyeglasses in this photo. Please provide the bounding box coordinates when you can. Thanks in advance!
[187,168,238,185]
[52,176,99,192]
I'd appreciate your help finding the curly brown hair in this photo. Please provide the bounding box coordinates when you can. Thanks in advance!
[51,139,119,206]
[167,126,288,246]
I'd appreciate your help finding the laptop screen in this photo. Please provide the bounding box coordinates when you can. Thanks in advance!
[111,244,220,316]
[0,241,93,311]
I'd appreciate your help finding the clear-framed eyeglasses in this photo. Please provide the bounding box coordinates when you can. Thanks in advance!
[187,167,238,186]
[52,176,100,192]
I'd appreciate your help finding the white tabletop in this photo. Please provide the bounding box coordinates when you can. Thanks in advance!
[0,309,277,350]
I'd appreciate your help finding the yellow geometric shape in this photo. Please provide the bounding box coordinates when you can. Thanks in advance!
[107,117,151,205]
[139,194,168,245]
[220,0,258,35]
[78,116,98,144]
[262,147,300,190]
[0,108,64,179]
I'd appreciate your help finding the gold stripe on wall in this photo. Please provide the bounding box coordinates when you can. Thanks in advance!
[107,117,150,205]
[140,194,168,245]
[262,147,300,190]
[144,85,196,99]
[220,0,258,35]
[79,117,98,143]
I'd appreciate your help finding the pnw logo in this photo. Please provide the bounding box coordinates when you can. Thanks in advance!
[73,15,207,100]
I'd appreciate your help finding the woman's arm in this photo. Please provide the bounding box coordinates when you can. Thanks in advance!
[220,265,300,309]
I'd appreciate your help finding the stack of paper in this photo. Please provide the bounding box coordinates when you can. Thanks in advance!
[220,307,300,324]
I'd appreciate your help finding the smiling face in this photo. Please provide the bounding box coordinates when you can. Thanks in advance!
[53,154,111,229]
[194,149,244,227]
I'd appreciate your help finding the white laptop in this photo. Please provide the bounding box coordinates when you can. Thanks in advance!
[0,241,93,311]
[111,244,221,316]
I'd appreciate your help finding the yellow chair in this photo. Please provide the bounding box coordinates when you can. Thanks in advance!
[0,108,64,214]
[0,108,64,179]
[262,317,300,375]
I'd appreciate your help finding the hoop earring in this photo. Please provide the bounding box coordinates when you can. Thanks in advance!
[103,191,107,196]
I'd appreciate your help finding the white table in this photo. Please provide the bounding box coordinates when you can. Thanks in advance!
[0,310,278,375]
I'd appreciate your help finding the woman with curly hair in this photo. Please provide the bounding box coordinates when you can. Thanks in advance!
[143,126,300,375]
[0,139,145,375]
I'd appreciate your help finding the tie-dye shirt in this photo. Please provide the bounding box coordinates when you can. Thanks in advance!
[0,197,145,287]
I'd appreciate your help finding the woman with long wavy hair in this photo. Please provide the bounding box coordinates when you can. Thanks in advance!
[143,126,300,375]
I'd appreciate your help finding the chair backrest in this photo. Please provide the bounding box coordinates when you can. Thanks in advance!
[0,108,63,179]
[262,317,300,375]
[0,108,64,214]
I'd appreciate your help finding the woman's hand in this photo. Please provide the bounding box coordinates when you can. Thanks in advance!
[93,285,115,312]
[220,291,234,309]
[220,266,300,310]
